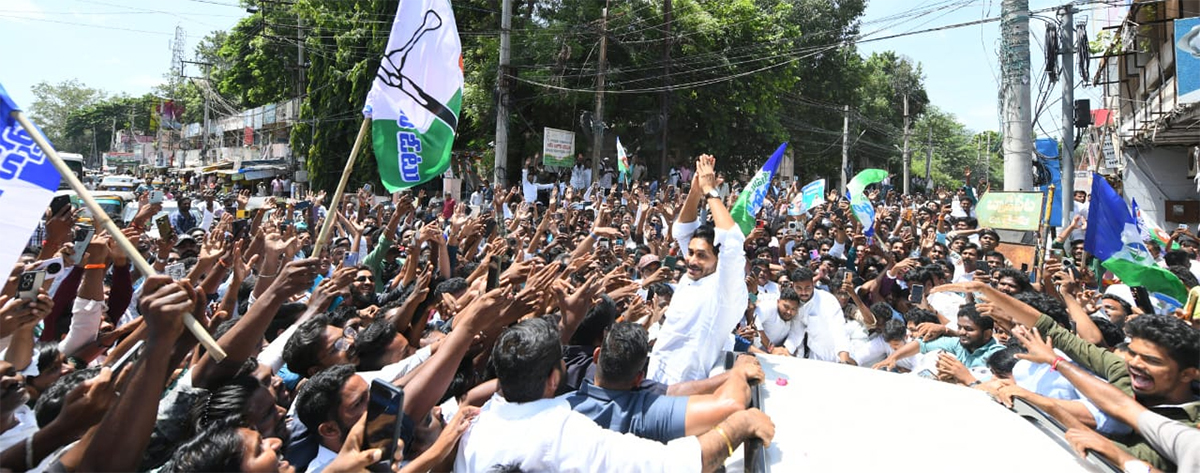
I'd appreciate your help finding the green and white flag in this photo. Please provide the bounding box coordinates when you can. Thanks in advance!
[364,0,463,192]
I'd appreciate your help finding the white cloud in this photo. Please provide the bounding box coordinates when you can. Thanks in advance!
[2,0,46,22]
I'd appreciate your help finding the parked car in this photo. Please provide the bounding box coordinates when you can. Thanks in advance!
[98,175,142,192]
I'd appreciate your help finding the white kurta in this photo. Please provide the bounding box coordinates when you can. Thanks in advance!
[647,219,747,384]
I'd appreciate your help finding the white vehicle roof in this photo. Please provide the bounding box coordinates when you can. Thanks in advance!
[723,354,1109,472]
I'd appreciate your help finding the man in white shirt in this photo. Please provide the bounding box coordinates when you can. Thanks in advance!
[750,258,779,298]
[647,155,748,384]
[0,360,38,453]
[455,317,774,472]
[571,159,592,190]
[522,160,556,204]
[748,288,802,354]
[781,267,855,363]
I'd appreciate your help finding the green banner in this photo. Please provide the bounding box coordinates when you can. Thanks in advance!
[975,192,1045,231]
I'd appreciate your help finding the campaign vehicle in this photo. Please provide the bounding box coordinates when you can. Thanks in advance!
[726,354,1120,472]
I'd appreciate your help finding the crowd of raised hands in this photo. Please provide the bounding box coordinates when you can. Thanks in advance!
[3,157,1199,472]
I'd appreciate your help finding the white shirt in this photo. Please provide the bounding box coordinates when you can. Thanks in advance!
[1012,350,1132,436]
[522,169,555,203]
[455,394,701,472]
[570,166,591,190]
[647,219,748,384]
[927,291,967,330]
[757,280,780,298]
[305,445,339,473]
[792,289,852,361]
[0,405,38,453]
[756,297,802,354]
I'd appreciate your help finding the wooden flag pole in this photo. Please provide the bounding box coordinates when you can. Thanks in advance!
[11,111,227,361]
[313,117,372,257]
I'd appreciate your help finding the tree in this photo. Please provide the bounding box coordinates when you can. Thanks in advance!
[908,106,1002,191]
[28,79,108,151]
[63,94,160,160]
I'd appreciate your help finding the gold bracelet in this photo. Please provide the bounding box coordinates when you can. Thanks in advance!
[714,424,734,456]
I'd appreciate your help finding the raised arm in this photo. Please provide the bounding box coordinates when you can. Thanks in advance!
[694,155,735,231]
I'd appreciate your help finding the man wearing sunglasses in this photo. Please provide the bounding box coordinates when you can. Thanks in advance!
[346,266,408,311]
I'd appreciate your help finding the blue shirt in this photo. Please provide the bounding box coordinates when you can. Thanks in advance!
[918,336,1005,371]
[562,380,688,443]
[170,210,198,234]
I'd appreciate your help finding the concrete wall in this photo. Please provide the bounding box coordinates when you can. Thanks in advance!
[1122,145,1199,225]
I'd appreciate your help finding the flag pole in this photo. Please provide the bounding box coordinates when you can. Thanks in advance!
[313,117,372,257]
[11,111,227,361]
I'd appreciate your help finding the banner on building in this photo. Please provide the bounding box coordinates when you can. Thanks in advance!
[1176,17,1200,104]
[542,127,575,167]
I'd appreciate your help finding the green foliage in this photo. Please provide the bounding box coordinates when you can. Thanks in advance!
[62,94,160,159]
[909,107,1003,191]
[28,80,108,151]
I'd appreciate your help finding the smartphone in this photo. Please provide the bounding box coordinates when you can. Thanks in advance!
[165,263,187,281]
[363,183,373,193]
[109,340,145,374]
[231,219,250,241]
[343,252,360,267]
[975,260,990,275]
[1179,223,1189,231]
[1130,286,1155,314]
[71,225,96,266]
[487,255,501,291]
[17,270,45,300]
[809,249,820,261]
[362,380,405,470]
[909,284,925,304]
[294,200,313,211]
[149,190,164,205]
[155,215,176,243]
[597,237,610,250]
[35,257,65,279]
[49,195,71,217]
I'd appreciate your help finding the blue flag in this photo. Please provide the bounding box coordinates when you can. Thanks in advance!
[730,143,786,235]
[1084,173,1186,311]
[0,81,63,275]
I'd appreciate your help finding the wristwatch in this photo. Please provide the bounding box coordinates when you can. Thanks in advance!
[705,189,721,200]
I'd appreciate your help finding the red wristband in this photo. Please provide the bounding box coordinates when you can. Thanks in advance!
[1050,356,1066,371]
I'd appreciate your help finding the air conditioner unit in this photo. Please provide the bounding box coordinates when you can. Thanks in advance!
[1188,146,1199,179]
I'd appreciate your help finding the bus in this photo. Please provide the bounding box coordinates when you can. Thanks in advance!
[58,152,85,190]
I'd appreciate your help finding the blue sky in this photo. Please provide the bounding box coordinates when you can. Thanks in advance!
[1,0,1125,141]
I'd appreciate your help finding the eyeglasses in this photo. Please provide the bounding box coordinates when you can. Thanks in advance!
[354,276,371,283]
[332,325,358,353]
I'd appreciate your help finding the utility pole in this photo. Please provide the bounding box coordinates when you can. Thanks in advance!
[494,0,511,187]
[591,0,609,181]
[659,0,672,178]
[1059,5,1076,227]
[840,104,850,195]
[184,60,214,165]
[296,14,305,176]
[901,93,911,195]
[1001,0,1034,191]
[985,132,991,184]
[925,125,933,190]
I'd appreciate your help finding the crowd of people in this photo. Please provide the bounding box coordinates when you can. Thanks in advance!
[1,153,1198,472]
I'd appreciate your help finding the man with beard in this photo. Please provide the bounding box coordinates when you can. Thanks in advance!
[0,361,36,452]
[783,268,854,364]
[344,266,408,310]
[937,281,1200,470]
[646,155,748,384]
[872,304,1004,379]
